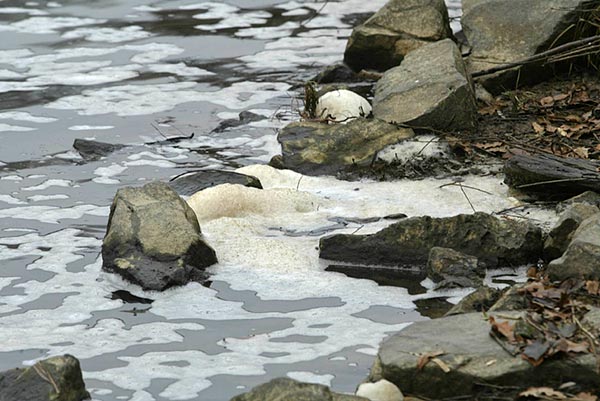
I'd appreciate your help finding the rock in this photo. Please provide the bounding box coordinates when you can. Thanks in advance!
[426,247,483,289]
[315,90,372,123]
[372,312,600,399]
[230,378,367,401]
[314,63,361,84]
[277,118,414,176]
[463,0,593,93]
[547,213,600,281]
[445,285,502,316]
[102,181,217,291]
[373,39,477,132]
[0,355,89,401]
[320,212,543,268]
[169,170,262,196]
[72,138,125,161]
[544,203,599,261]
[504,153,600,201]
[488,284,528,312]
[344,0,453,72]
[558,191,600,213]
[211,111,265,133]
[356,379,403,401]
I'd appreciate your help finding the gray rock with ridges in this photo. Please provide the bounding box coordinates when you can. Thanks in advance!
[320,212,543,268]
[372,312,600,399]
[427,247,483,289]
[548,213,600,281]
[544,203,599,261]
[445,285,502,316]
[102,181,217,291]
[344,0,452,72]
[230,378,367,401]
[0,355,90,401]
[373,39,477,132]
[277,118,414,176]
[463,0,593,93]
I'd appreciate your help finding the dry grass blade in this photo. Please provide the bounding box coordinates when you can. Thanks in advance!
[32,363,60,394]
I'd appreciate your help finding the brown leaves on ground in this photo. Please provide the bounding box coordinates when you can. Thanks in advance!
[488,276,600,367]
[415,350,450,373]
[519,386,598,400]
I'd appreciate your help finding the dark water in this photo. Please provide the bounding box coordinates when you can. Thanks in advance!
[0,1,507,400]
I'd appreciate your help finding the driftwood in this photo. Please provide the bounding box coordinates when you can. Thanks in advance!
[504,153,600,200]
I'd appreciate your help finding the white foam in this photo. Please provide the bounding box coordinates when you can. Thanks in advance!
[62,26,152,43]
[22,178,71,191]
[93,164,128,185]
[0,194,26,205]
[377,135,451,163]
[0,16,105,34]
[287,371,335,386]
[0,7,48,15]
[147,63,214,77]
[0,204,109,224]
[28,194,69,202]
[69,125,114,131]
[0,123,35,132]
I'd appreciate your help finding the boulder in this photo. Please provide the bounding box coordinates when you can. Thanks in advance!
[557,191,600,213]
[463,0,594,93]
[0,355,89,401]
[277,118,414,176]
[344,0,453,72]
[356,379,404,401]
[426,247,484,289]
[547,213,600,281]
[313,63,361,84]
[102,181,217,291]
[488,284,528,312]
[373,39,477,132]
[230,378,367,401]
[72,138,125,161]
[169,170,262,196]
[544,203,599,261]
[320,212,543,268]
[371,312,600,399]
[315,90,372,123]
[444,285,502,316]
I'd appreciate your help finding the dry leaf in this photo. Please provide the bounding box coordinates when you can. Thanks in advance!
[540,96,555,107]
[431,357,451,373]
[585,280,600,295]
[565,114,582,123]
[532,121,545,134]
[416,350,445,370]
[489,316,516,342]
[574,392,598,401]
[572,147,589,159]
[519,386,567,399]
[553,93,569,102]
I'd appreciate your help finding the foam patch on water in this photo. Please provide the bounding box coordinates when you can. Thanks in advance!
[0,204,108,224]
[0,111,57,123]
[0,16,105,34]
[69,125,115,131]
[22,178,71,191]
[0,123,35,132]
[377,135,450,163]
[287,371,335,386]
[62,26,152,43]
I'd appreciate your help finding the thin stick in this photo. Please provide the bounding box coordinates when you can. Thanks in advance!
[516,177,587,189]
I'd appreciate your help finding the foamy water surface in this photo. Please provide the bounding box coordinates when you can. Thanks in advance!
[0,1,551,400]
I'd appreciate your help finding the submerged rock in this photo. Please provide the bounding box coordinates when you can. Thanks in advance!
[277,118,414,176]
[372,311,600,399]
[0,355,89,401]
[544,203,599,261]
[426,247,484,289]
[169,170,262,196]
[102,181,217,291]
[72,138,125,161]
[373,39,477,132]
[445,285,502,316]
[320,212,543,268]
[315,89,372,123]
[230,378,367,401]
[344,0,453,72]
[548,212,600,281]
[463,0,595,93]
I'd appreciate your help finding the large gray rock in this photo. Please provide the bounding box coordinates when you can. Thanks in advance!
[169,170,262,196]
[463,0,593,93]
[544,203,599,261]
[445,285,502,316]
[548,213,600,281]
[320,212,543,268]
[372,312,600,399]
[277,118,414,176]
[373,39,477,132]
[426,247,483,288]
[344,0,453,72]
[0,355,89,401]
[230,378,367,401]
[102,181,217,291]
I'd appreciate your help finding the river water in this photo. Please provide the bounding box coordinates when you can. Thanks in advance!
[0,1,555,401]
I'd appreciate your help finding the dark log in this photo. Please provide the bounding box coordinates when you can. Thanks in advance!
[504,153,600,200]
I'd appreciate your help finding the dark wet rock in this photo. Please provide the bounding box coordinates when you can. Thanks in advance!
[463,0,594,94]
[373,39,477,133]
[326,264,426,294]
[102,181,217,291]
[344,0,453,72]
[110,290,154,304]
[558,191,600,213]
[168,170,262,196]
[268,155,285,169]
[548,213,600,281]
[229,378,367,401]
[371,311,600,399]
[544,203,599,261]
[211,111,265,133]
[426,247,484,289]
[313,63,361,84]
[445,286,502,316]
[488,284,528,312]
[0,354,89,401]
[504,153,600,201]
[72,139,125,162]
[320,212,543,268]
[278,118,414,176]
